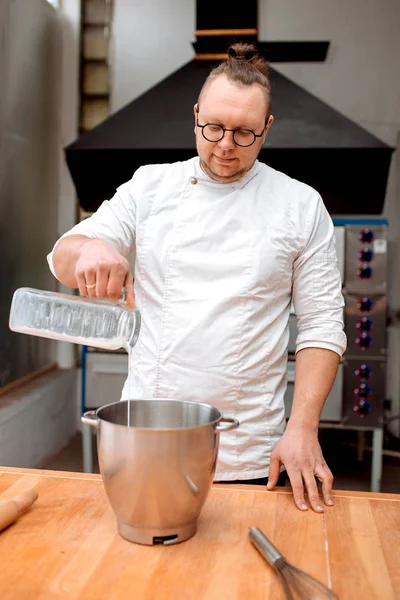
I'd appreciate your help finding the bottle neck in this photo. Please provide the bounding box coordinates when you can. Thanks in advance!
[118,309,141,351]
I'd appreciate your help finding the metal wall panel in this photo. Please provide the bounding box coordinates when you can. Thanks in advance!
[344,225,387,293]
[344,294,387,357]
[286,221,388,427]
[342,358,386,428]
[341,221,388,429]
[0,0,61,387]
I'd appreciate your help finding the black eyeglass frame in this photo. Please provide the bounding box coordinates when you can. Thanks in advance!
[195,105,269,148]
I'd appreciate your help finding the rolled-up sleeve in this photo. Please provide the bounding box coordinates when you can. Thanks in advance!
[47,173,139,280]
[292,193,347,357]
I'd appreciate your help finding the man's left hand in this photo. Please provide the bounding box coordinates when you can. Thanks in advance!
[267,423,334,513]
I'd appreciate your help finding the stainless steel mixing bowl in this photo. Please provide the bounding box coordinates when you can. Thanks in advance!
[82,398,239,545]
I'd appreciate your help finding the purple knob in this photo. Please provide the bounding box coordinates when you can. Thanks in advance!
[353,399,371,417]
[355,332,372,350]
[354,364,371,380]
[356,317,372,332]
[358,229,374,243]
[354,383,371,399]
[357,264,373,279]
[357,248,374,262]
[357,297,373,313]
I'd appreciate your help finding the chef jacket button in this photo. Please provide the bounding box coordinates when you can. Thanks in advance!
[191,177,198,185]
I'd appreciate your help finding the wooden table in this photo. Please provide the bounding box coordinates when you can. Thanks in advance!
[0,467,399,599]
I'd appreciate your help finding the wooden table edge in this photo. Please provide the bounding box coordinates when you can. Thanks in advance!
[213,482,400,500]
[1,467,399,501]
[0,466,101,481]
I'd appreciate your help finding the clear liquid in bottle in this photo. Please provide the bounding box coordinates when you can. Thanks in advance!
[9,288,141,352]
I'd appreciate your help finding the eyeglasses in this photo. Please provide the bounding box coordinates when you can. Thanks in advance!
[196,117,266,148]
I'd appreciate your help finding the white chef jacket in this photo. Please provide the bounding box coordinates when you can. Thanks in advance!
[48,157,346,481]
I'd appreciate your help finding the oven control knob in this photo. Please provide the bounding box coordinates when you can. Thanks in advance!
[358,229,374,244]
[356,317,372,332]
[354,364,371,380]
[357,297,373,313]
[353,399,371,417]
[354,383,371,399]
[357,248,374,262]
[357,264,373,279]
[356,332,372,350]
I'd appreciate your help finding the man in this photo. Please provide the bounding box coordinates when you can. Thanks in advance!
[48,43,346,513]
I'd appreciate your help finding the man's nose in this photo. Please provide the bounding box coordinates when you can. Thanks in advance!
[218,130,235,151]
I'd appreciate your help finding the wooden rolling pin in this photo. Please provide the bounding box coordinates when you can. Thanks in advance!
[0,489,38,532]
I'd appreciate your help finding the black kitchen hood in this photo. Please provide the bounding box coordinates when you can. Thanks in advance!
[66,2,393,215]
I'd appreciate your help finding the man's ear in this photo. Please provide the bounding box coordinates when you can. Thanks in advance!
[266,114,274,131]
[262,114,274,142]
[261,115,274,144]
[193,103,199,134]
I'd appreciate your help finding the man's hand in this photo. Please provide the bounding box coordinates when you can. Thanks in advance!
[75,239,135,308]
[267,423,334,513]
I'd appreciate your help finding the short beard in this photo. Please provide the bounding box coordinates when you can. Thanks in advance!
[199,159,250,183]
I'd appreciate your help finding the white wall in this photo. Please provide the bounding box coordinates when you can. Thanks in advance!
[111,0,196,113]
[258,0,400,147]
[0,369,78,468]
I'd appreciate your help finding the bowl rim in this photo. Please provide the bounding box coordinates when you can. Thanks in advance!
[94,398,225,431]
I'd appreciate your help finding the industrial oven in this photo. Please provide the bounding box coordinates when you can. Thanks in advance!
[285,217,388,429]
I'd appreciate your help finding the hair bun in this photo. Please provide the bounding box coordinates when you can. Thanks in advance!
[199,42,271,111]
[228,44,258,62]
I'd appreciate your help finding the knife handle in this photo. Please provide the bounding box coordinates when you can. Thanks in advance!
[0,489,39,532]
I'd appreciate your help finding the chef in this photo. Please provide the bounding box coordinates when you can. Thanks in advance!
[48,43,346,513]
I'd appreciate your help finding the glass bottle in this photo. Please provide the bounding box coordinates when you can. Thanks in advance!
[9,287,140,351]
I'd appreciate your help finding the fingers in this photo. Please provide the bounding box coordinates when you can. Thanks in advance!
[267,455,281,489]
[75,240,132,304]
[287,464,334,513]
[77,259,132,304]
[124,272,136,309]
[273,427,334,514]
[85,267,98,299]
[315,463,334,507]
[107,262,128,303]
[76,270,88,298]
[286,468,308,511]
[95,260,110,299]
[76,264,107,300]
[302,469,324,512]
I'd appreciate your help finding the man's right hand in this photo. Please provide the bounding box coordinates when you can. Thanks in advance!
[75,239,135,308]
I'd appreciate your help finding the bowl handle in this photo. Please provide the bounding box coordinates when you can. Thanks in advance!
[81,410,99,427]
[215,417,239,432]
